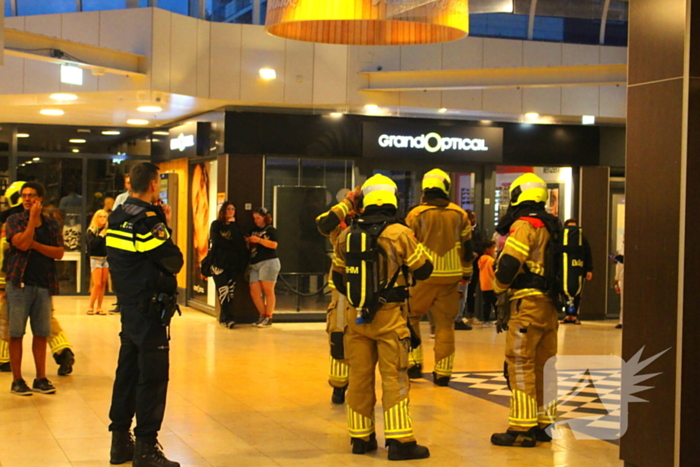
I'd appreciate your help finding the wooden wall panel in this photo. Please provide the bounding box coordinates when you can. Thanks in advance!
[157,159,189,292]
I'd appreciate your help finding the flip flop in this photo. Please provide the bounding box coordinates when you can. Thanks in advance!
[87,309,95,315]
[96,310,107,315]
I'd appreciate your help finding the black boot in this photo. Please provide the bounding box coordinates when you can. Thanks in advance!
[332,385,347,405]
[351,433,377,454]
[534,425,552,442]
[55,348,75,376]
[407,364,422,379]
[386,439,430,461]
[490,428,537,447]
[133,438,180,467]
[0,362,11,372]
[432,372,450,387]
[110,430,135,465]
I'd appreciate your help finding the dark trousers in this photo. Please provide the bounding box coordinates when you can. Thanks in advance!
[212,269,236,324]
[482,290,496,322]
[466,259,480,317]
[108,303,169,441]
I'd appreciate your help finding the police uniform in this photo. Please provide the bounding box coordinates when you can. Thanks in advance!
[491,173,559,447]
[315,198,355,398]
[331,174,434,461]
[106,197,183,448]
[405,169,472,385]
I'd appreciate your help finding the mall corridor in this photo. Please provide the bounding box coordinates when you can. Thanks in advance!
[0,296,623,467]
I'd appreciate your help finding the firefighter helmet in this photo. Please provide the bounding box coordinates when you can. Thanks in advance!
[361,174,398,209]
[422,168,451,195]
[509,173,548,206]
[5,181,25,208]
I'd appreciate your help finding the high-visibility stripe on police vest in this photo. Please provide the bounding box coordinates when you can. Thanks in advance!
[106,232,137,252]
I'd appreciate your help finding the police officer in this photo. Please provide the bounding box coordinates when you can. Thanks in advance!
[106,163,184,467]
[315,187,361,404]
[332,174,434,461]
[490,173,559,447]
[405,169,472,386]
[0,181,75,376]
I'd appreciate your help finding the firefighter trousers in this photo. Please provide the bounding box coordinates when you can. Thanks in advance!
[408,281,460,377]
[345,302,415,442]
[504,295,559,429]
[0,295,72,364]
[327,288,349,388]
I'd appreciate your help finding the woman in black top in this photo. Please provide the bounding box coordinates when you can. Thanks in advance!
[86,209,109,315]
[246,207,280,328]
[209,202,248,328]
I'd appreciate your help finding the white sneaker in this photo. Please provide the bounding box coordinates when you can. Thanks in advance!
[470,318,483,326]
[253,316,265,327]
[258,317,273,328]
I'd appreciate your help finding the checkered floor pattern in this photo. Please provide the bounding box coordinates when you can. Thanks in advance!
[435,369,623,442]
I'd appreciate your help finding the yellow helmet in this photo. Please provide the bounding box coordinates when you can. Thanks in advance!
[5,181,25,208]
[361,174,398,209]
[422,168,451,195]
[509,173,548,206]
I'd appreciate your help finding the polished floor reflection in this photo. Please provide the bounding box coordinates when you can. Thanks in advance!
[0,296,624,467]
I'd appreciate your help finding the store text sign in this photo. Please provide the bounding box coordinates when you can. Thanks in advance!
[364,122,503,162]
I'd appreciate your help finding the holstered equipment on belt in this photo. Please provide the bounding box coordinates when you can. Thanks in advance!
[495,293,511,334]
[149,292,181,328]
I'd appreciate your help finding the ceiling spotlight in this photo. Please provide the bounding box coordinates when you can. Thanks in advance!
[127,119,149,125]
[480,120,493,124]
[17,133,30,138]
[524,112,540,120]
[582,115,596,125]
[32,157,40,161]
[153,131,169,135]
[26,161,33,165]
[69,139,86,144]
[50,93,78,101]
[102,130,121,135]
[259,68,277,80]
[40,109,64,116]
[138,106,163,113]
[330,112,343,118]
[72,149,80,153]
[438,108,447,113]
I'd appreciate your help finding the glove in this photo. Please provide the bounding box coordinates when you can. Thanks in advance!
[495,293,510,334]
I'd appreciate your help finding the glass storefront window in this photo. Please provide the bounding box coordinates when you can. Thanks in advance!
[82,0,128,12]
[157,0,189,15]
[16,0,77,15]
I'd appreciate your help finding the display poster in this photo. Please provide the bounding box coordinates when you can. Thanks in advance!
[190,161,218,306]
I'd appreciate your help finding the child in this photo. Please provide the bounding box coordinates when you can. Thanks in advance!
[478,240,497,324]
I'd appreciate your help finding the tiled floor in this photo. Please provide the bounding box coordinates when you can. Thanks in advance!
[0,296,624,467]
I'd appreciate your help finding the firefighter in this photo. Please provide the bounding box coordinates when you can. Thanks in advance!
[332,174,434,460]
[0,181,75,376]
[106,163,183,467]
[405,169,472,386]
[315,187,361,404]
[490,173,560,447]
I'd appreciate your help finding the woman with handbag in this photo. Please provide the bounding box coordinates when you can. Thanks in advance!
[208,202,248,328]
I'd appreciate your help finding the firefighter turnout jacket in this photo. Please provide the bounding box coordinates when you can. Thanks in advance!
[106,197,183,304]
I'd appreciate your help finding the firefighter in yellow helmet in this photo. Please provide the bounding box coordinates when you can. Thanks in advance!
[490,173,560,447]
[0,181,75,375]
[331,174,434,460]
[315,186,361,404]
[405,169,472,386]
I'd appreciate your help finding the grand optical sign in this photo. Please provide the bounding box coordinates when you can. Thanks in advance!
[364,122,503,162]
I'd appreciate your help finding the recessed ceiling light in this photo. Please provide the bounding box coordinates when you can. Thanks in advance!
[72,149,80,153]
[32,157,40,161]
[330,112,343,118]
[153,131,169,135]
[17,133,30,138]
[50,93,77,101]
[138,106,163,113]
[102,130,121,135]
[40,109,64,116]
[26,161,32,165]
[364,104,379,111]
[259,68,277,80]
[480,120,493,124]
[438,108,447,113]
[582,115,596,125]
[127,119,149,125]
[524,112,540,119]
[69,139,86,143]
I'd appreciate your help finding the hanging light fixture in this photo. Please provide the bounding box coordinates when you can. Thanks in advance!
[265,0,469,46]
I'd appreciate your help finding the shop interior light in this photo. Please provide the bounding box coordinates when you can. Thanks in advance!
[17,133,30,138]
[32,157,40,161]
[127,119,149,125]
[72,149,80,153]
[138,106,163,113]
[102,130,121,135]
[480,120,493,124]
[26,161,33,165]
[69,139,86,144]
[259,68,277,80]
[582,115,596,125]
[40,109,64,116]
[60,65,83,86]
[364,104,379,112]
[329,112,343,118]
[438,108,448,113]
[50,93,78,101]
[524,112,540,120]
[153,131,170,135]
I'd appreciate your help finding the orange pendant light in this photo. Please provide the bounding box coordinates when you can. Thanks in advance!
[265,0,469,46]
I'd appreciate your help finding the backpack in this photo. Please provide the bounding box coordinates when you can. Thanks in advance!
[556,225,587,302]
[344,215,408,324]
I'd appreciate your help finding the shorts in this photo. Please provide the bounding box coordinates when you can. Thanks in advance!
[249,258,281,283]
[90,256,109,271]
[6,282,52,338]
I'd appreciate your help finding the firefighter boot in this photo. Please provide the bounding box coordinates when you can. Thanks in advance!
[386,439,430,461]
[332,385,347,405]
[110,430,135,465]
[351,433,378,454]
[133,439,180,467]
